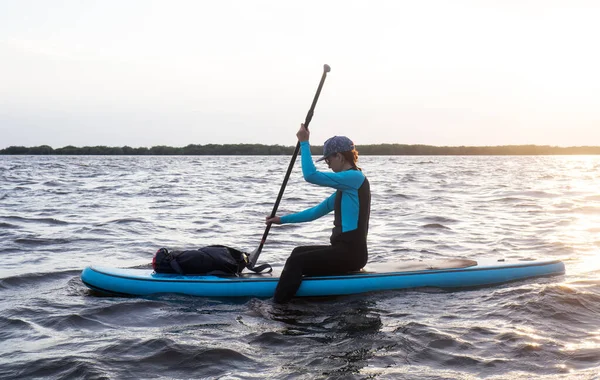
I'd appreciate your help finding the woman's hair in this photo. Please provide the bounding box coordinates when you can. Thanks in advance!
[340,149,361,171]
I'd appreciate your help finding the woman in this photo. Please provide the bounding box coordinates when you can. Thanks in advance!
[266,123,371,303]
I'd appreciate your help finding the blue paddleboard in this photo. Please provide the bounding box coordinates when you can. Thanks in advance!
[80,258,565,297]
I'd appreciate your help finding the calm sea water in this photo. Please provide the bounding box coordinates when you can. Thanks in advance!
[1,155,599,379]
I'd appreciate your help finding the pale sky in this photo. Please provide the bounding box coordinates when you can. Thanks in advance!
[1,0,599,149]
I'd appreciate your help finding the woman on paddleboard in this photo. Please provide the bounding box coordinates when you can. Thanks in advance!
[266,124,371,303]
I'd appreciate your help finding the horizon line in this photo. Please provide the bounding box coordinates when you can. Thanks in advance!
[3,143,600,150]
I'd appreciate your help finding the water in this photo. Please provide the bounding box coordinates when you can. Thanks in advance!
[1,155,599,379]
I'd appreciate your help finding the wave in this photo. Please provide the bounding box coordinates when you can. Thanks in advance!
[38,312,109,332]
[139,345,253,369]
[0,222,19,229]
[422,223,451,230]
[0,316,34,341]
[381,190,410,199]
[401,174,417,183]
[14,237,72,245]
[42,180,65,187]
[0,215,69,225]
[519,191,559,198]
[421,216,459,223]
[0,269,81,290]
[96,218,149,226]
[571,206,600,215]
[514,202,543,209]
[490,197,529,203]
[0,355,108,379]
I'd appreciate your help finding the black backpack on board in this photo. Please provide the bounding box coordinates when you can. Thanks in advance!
[152,245,271,276]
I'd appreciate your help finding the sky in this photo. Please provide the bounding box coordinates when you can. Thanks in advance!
[1,0,599,149]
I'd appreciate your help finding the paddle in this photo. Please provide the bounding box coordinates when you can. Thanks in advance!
[247,64,331,270]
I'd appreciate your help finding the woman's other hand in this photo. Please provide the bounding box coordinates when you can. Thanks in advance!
[265,216,282,225]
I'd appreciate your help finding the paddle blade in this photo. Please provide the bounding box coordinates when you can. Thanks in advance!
[248,246,261,268]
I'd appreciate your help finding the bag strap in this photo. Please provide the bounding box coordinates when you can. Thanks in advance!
[208,245,274,274]
[169,257,184,274]
[246,263,273,274]
[160,248,184,275]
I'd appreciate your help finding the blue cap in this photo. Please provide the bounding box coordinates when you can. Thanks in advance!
[316,136,355,162]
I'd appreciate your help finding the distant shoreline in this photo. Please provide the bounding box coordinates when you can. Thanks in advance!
[1,144,600,155]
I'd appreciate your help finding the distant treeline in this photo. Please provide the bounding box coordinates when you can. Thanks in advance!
[0,144,296,155]
[1,144,600,155]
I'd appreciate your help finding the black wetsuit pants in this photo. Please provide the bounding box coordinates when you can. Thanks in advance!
[274,242,368,304]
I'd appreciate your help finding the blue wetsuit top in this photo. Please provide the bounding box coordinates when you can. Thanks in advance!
[280,141,371,245]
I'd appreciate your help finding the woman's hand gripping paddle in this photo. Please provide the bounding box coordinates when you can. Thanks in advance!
[247,64,331,271]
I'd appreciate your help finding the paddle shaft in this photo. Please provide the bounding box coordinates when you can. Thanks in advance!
[249,64,331,267]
